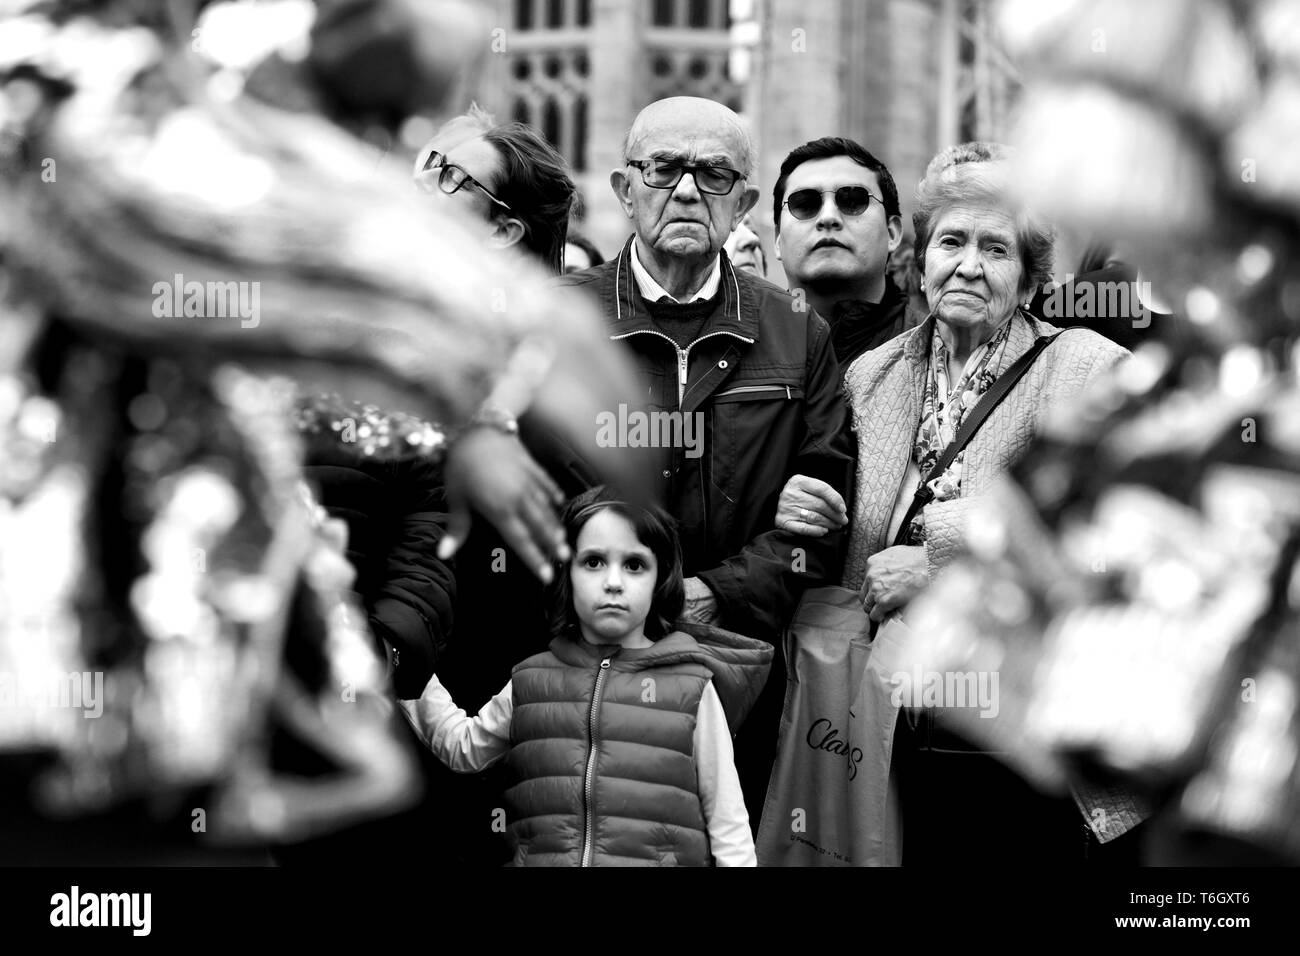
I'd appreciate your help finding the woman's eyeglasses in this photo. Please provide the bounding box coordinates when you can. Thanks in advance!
[783,186,883,221]
[417,150,513,214]
[626,159,744,196]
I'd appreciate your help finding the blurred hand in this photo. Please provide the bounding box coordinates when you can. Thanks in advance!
[437,427,569,583]
[861,545,928,622]
[304,513,357,593]
[776,475,847,537]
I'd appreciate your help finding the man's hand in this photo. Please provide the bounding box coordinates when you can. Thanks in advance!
[437,427,569,583]
[775,474,848,537]
[861,545,928,622]
[679,576,721,625]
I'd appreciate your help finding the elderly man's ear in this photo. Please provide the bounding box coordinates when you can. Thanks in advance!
[487,214,527,250]
[731,183,761,227]
[610,167,635,218]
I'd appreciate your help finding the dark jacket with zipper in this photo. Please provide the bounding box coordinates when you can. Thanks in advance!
[559,238,856,642]
[504,625,772,866]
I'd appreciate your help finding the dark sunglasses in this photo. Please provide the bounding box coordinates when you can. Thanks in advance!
[626,158,745,196]
[783,185,883,221]
[417,149,513,214]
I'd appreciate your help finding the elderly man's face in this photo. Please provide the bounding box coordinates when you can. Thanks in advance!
[613,118,758,264]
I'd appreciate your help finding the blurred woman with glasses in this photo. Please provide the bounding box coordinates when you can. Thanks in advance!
[414,105,577,276]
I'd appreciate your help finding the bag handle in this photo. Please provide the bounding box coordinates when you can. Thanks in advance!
[890,331,1065,549]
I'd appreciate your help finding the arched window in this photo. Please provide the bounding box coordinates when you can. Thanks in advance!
[514,0,533,31]
[542,98,561,152]
[573,94,588,172]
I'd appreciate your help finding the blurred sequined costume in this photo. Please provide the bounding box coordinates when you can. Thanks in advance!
[0,0,631,861]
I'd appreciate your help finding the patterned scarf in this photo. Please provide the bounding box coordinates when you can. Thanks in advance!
[904,316,1014,544]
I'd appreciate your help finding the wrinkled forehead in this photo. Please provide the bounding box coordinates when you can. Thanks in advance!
[630,117,745,167]
[931,202,1021,245]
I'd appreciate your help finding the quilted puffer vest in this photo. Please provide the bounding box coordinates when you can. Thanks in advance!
[504,633,715,866]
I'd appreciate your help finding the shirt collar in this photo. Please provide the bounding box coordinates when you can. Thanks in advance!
[629,239,721,303]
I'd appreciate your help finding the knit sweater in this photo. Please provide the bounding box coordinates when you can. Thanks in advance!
[841,310,1128,588]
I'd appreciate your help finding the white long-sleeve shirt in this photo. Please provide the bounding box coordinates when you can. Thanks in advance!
[400,674,756,866]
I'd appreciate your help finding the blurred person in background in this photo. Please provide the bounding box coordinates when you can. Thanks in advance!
[1028,240,1179,351]
[775,143,1131,864]
[887,243,930,329]
[773,137,912,371]
[724,214,767,278]
[564,231,605,274]
[414,104,577,276]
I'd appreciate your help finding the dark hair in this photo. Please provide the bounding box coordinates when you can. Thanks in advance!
[563,231,605,273]
[481,122,577,275]
[549,486,685,642]
[773,136,900,233]
[1076,241,1115,276]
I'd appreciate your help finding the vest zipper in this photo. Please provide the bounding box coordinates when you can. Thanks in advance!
[581,655,614,867]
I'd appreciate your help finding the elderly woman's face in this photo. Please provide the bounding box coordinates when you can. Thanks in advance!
[923,202,1025,332]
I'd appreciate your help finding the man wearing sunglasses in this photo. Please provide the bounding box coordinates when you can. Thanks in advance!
[774,137,912,372]
[561,97,855,831]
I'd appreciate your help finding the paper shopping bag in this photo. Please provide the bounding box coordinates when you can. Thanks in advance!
[755,587,910,866]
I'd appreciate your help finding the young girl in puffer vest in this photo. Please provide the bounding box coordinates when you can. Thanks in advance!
[401,485,771,866]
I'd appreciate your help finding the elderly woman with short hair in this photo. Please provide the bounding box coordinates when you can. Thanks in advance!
[775,142,1130,864]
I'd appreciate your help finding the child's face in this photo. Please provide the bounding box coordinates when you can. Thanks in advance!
[570,509,658,648]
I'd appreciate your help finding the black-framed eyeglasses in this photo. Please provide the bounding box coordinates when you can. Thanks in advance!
[626,158,745,196]
[783,186,883,221]
[417,149,513,214]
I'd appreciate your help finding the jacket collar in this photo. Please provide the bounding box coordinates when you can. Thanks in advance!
[606,237,760,344]
[548,630,702,669]
[628,239,722,303]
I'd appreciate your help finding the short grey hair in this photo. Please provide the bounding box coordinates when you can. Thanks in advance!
[912,141,1055,293]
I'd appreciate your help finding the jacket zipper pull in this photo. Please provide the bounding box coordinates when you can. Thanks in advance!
[600,658,612,670]
[676,349,688,408]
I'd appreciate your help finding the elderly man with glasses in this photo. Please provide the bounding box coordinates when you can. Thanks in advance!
[562,96,856,831]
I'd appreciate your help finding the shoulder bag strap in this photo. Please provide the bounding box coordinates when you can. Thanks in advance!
[890,331,1065,548]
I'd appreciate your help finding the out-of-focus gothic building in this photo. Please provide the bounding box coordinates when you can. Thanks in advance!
[475,0,1016,284]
